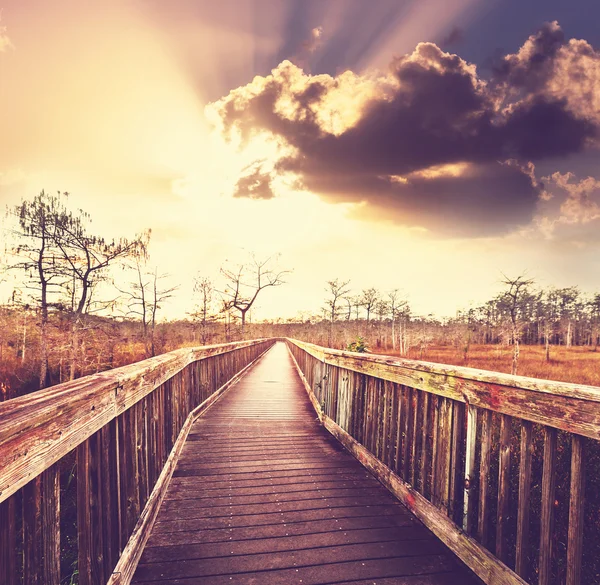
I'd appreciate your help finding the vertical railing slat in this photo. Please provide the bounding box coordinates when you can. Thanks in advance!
[419,392,430,495]
[41,464,61,585]
[478,409,492,546]
[539,426,557,585]
[449,401,464,523]
[515,420,533,577]
[463,405,477,533]
[566,435,585,585]
[0,493,17,585]
[496,414,512,563]
[23,475,43,585]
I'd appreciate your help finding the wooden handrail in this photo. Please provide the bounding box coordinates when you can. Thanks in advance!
[0,339,271,502]
[288,338,600,439]
[286,338,595,585]
[0,338,275,585]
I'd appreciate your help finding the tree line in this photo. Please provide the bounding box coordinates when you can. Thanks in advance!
[0,190,289,397]
[3,191,600,398]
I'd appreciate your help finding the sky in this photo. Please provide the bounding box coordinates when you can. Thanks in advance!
[1,0,600,320]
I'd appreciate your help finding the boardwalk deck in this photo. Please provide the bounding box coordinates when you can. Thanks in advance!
[132,342,478,585]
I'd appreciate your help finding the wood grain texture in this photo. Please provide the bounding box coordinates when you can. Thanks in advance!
[287,338,600,440]
[566,435,585,585]
[108,341,274,585]
[0,339,274,504]
[515,420,533,577]
[289,342,528,585]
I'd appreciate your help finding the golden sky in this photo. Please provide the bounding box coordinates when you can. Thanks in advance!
[1,0,600,320]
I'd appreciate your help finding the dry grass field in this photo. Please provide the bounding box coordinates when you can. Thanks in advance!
[384,344,600,387]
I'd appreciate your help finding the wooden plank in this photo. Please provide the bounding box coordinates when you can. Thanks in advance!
[449,401,464,523]
[430,395,439,500]
[566,435,585,585]
[286,339,600,440]
[0,339,275,504]
[288,347,526,585]
[515,420,533,577]
[496,414,512,563]
[419,392,430,494]
[435,397,453,512]
[100,419,121,574]
[394,385,403,475]
[478,409,492,546]
[23,476,42,585]
[320,413,528,585]
[0,493,17,585]
[463,405,477,533]
[77,440,93,585]
[41,464,61,585]
[538,427,557,585]
[409,390,420,486]
[401,388,413,480]
[108,339,272,585]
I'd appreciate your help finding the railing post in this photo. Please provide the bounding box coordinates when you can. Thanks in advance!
[41,464,61,585]
[463,405,477,533]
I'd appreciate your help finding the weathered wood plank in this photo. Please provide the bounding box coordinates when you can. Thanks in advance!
[566,435,585,585]
[41,464,61,585]
[287,339,600,440]
[436,397,453,512]
[538,427,557,585]
[496,414,512,563]
[319,413,528,585]
[108,340,272,585]
[449,401,464,523]
[419,392,430,495]
[478,409,492,546]
[515,420,533,577]
[23,476,43,585]
[0,339,274,504]
[0,493,17,585]
[463,405,477,533]
[77,439,93,585]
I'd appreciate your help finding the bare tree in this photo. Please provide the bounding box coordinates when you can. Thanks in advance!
[8,191,70,388]
[148,269,178,356]
[324,278,351,346]
[360,288,379,323]
[497,274,535,375]
[120,259,178,357]
[192,276,218,344]
[220,253,289,338]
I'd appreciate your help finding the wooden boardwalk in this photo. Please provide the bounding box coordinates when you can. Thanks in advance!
[132,342,478,585]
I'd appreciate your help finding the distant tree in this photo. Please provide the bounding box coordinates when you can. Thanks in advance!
[192,276,219,344]
[121,258,178,357]
[497,274,535,375]
[220,253,289,338]
[360,288,379,323]
[324,278,351,346]
[8,191,70,387]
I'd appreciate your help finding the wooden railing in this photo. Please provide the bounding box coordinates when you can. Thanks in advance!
[0,338,275,585]
[286,338,600,585]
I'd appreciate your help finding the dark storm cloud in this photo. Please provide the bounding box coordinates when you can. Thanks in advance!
[209,23,600,236]
[232,164,276,200]
[493,21,565,92]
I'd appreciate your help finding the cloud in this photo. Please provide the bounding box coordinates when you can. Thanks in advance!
[0,15,14,52]
[525,171,600,246]
[207,23,600,237]
[232,162,276,200]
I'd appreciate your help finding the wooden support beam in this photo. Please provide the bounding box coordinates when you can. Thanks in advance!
[515,420,533,577]
[538,427,557,585]
[566,435,585,585]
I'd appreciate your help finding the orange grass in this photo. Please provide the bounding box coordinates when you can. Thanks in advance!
[384,344,600,387]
